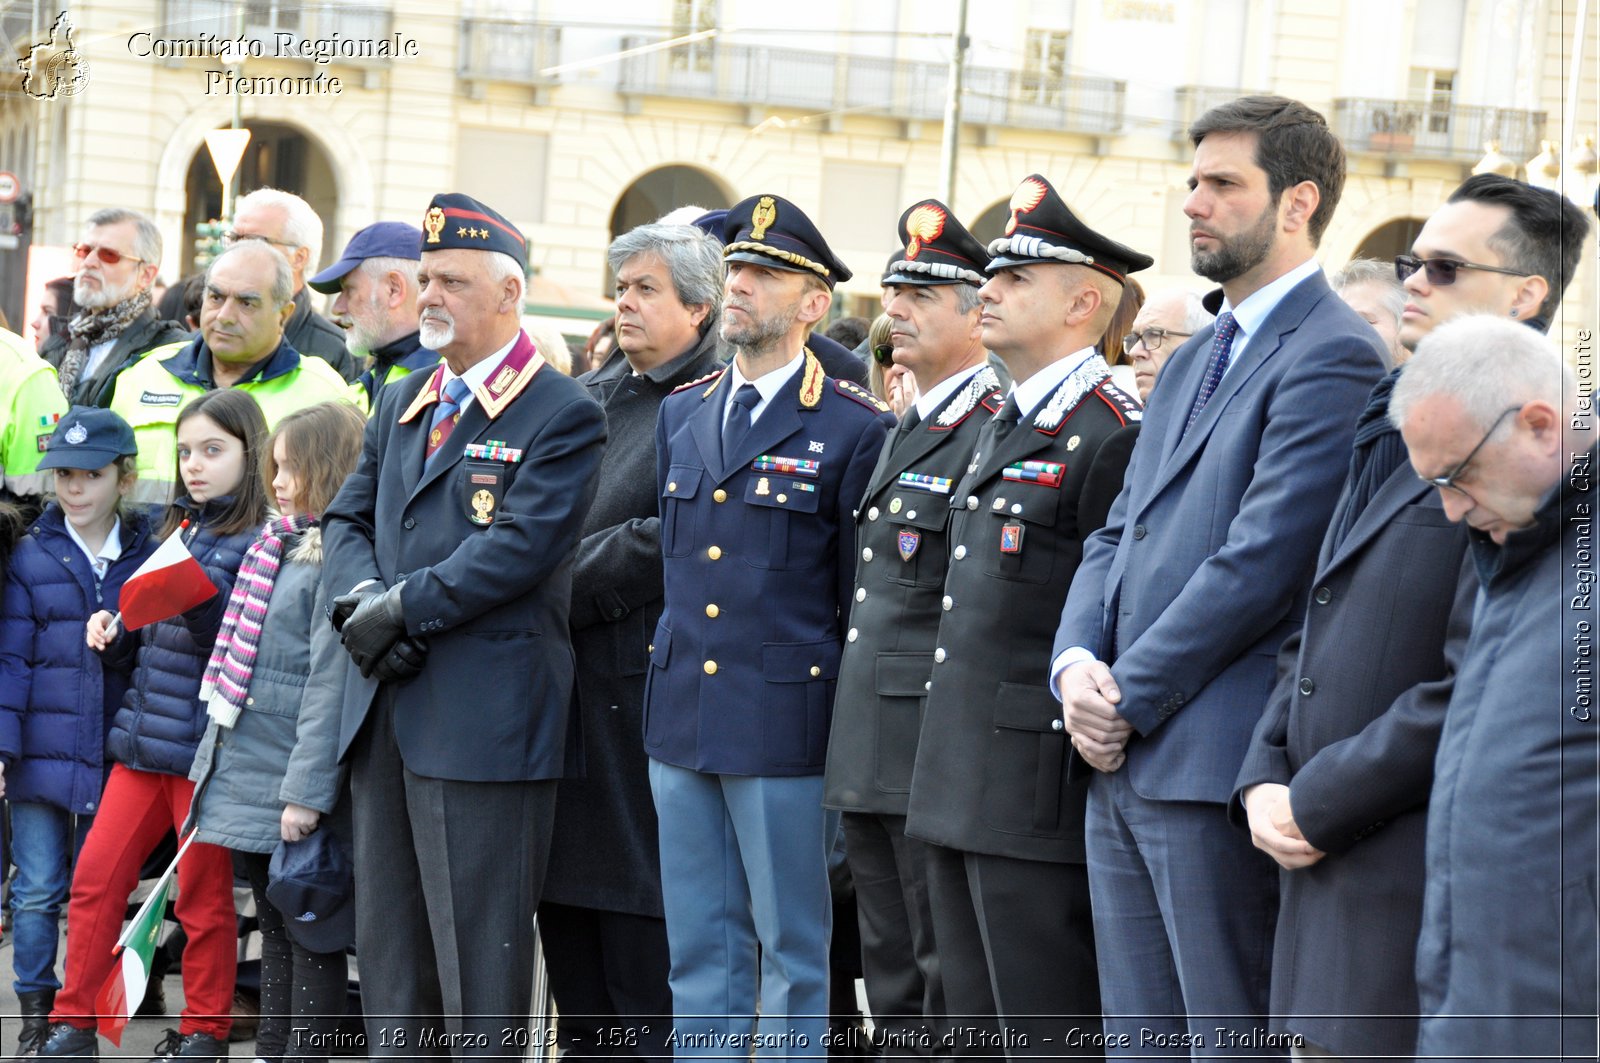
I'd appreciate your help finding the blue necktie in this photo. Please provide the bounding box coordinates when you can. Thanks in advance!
[425,376,471,463]
[1185,311,1239,432]
[722,384,761,464]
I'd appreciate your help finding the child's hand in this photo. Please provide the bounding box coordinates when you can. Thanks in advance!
[86,611,117,651]
[281,802,321,842]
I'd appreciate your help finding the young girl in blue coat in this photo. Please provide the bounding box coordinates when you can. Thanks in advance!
[38,388,269,1063]
[0,407,155,1056]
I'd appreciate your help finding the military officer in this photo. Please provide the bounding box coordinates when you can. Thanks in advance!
[904,176,1148,1058]
[647,194,893,1057]
[321,193,607,1055]
[823,199,1002,1058]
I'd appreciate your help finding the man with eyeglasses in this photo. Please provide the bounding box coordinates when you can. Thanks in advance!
[823,200,1003,1058]
[1388,315,1596,1062]
[1395,172,1589,348]
[40,208,189,407]
[1119,288,1211,402]
[230,187,357,382]
[1229,175,1590,1059]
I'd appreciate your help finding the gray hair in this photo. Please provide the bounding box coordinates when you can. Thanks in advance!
[358,254,419,292]
[206,241,294,308]
[86,207,163,266]
[1390,314,1574,432]
[236,187,323,267]
[1178,290,1215,333]
[482,250,526,305]
[607,223,724,316]
[953,283,983,314]
[1331,258,1405,321]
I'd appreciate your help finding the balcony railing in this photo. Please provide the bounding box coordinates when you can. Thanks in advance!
[617,37,1125,136]
[1332,98,1547,163]
[457,18,562,86]
[1172,85,1268,139]
[158,0,394,63]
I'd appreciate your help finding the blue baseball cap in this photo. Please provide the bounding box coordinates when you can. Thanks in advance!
[308,221,424,294]
[266,829,355,954]
[39,406,136,471]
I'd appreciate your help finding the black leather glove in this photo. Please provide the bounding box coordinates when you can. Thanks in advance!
[330,585,380,632]
[372,636,430,684]
[340,583,408,678]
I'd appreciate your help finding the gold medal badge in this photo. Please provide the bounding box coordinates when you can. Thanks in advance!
[470,489,495,525]
[750,196,777,240]
[424,206,446,244]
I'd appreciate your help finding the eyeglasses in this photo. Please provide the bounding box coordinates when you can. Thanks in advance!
[872,343,895,367]
[73,243,144,267]
[222,231,298,250]
[1122,327,1192,355]
[1394,254,1531,287]
[1416,405,1521,498]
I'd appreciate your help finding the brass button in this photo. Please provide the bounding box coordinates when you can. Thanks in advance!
[713,488,727,503]
[777,493,787,503]
[706,604,720,618]
[708,545,722,560]
[810,665,821,677]
[668,482,677,493]
[704,660,718,675]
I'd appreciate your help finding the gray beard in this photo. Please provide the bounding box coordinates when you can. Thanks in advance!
[419,317,454,349]
[720,303,798,359]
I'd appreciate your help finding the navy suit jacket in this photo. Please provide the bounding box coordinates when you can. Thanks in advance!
[645,349,893,776]
[322,331,607,782]
[1052,270,1386,803]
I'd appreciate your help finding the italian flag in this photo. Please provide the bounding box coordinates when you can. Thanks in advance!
[94,832,196,1045]
[118,522,217,631]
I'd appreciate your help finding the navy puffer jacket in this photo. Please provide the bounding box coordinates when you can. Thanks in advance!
[0,507,156,812]
[103,497,256,777]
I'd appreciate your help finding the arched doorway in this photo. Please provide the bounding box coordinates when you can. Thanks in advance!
[180,121,339,276]
[1349,217,1427,264]
[968,199,1010,247]
[609,165,732,241]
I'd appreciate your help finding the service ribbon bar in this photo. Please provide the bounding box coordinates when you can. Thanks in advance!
[464,441,524,463]
[897,471,953,495]
[752,455,821,477]
[1002,461,1064,487]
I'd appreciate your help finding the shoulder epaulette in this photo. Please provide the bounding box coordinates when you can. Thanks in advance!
[834,378,891,414]
[1094,379,1144,425]
[671,366,726,395]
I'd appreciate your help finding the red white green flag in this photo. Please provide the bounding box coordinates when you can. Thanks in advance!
[94,832,196,1045]
[117,522,216,631]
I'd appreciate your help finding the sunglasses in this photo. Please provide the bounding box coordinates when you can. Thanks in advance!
[1394,254,1530,287]
[73,243,144,267]
[872,343,895,367]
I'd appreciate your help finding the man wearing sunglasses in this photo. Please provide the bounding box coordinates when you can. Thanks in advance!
[1388,315,1596,1062]
[40,208,189,408]
[1395,172,1589,349]
[824,199,1002,1056]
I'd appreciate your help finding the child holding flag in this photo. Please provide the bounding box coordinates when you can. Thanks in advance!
[187,401,365,1063]
[38,389,269,1063]
[0,408,155,1058]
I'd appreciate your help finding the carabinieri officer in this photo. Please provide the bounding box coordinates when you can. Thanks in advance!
[647,193,893,1057]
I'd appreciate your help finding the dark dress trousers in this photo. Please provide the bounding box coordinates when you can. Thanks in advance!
[322,331,606,1054]
[905,352,1140,1057]
[539,327,721,1063]
[823,365,1004,1057]
[1232,459,1474,1058]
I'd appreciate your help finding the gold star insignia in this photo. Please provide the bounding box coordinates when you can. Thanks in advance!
[477,227,489,239]
[457,226,468,237]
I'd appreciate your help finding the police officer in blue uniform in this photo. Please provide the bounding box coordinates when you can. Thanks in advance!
[322,192,606,1055]
[904,176,1149,1058]
[823,200,1003,1058]
[647,194,893,1057]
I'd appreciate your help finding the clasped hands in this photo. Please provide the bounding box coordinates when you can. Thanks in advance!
[331,584,428,683]
[1057,659,1132,773]
[1241,783,1325,870]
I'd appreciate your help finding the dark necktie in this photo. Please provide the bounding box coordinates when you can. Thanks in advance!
[991,393,1023,444]
[424,376,471,463]
[893,407,922,445]
[1185,311,1239,432]
[722,384,762,464]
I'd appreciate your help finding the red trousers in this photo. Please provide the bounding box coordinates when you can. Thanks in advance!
[52,764,236,1040]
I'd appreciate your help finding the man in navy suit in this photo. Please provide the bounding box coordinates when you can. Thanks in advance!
[322,193,606,1054]
[647,194,893,1056]
[1051,96,1386,1055]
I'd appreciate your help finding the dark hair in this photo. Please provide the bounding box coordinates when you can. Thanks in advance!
[824,316,870,351]
[264,401,366,518]
[1190,95,1346,245]
[160,389,270,538]
[1447,173,1593,322]
[44,276,78,336]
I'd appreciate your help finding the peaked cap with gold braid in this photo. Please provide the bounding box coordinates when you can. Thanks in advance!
[722,194,852,289]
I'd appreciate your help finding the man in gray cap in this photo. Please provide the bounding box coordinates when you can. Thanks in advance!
[308,221,440,415]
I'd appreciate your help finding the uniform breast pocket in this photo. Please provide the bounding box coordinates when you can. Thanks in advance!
[981,482,1063,585]
[885,503,949,588]
[460,460,514,529]
[744,477,821,570]
[661,465,702,557]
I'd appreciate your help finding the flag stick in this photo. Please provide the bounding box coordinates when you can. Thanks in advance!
[114,830,198,951]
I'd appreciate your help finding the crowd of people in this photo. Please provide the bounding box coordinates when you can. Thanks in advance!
[0,91,1591,1063]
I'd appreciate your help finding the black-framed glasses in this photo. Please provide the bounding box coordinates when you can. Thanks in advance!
[222,230,298,250]
[1394,254,1531,287]
[872,343,895,367]
[72,243,144,267]
[1122,327,1192,355]
[1417,405,1521,497]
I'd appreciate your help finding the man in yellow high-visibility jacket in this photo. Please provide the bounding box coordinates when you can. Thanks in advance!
[0,327,69,506]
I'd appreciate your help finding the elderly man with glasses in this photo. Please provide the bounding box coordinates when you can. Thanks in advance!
[1119,287,1211,403]
[1230,174,1590,1059]
[229,187,356,381]
[40,208,190,407]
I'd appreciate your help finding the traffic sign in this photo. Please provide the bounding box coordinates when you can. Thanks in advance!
[0,172,19,203]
